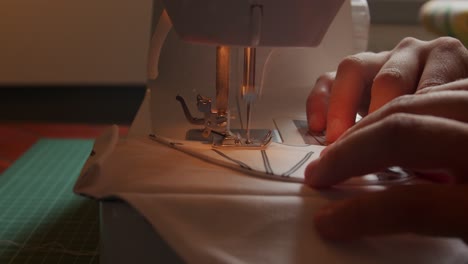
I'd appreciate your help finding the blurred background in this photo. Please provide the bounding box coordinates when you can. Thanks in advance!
[1,0,464,171]
[0,1,464,263]
[0,0,443,124]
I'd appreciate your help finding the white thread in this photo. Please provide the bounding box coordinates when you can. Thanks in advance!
[0,240,98,257]
[257,48,276,97]
[235,48,275,130]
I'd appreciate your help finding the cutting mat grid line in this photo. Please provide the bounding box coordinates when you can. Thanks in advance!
[0,139,99,264]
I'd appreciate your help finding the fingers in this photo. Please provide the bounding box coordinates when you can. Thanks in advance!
[307,72,335,132]
[305,36,468,243]
[326,52,390,142]
[305,114,468,187]
[314,184,468,241]
[417,37,468,91]
[368,38,425,113]
[336,91,468,142]
[368,37,468,112]
[317,37,468,144]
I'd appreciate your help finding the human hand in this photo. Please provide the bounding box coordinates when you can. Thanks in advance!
[307,37,468,143]
[305,37,468,242]
[305,89,468,242]
[306,88,468,242]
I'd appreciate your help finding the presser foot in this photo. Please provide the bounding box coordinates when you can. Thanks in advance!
[212,130,273,150]
[176,95,273,149]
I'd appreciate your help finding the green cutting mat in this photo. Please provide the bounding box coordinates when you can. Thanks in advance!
[0,139,99,264]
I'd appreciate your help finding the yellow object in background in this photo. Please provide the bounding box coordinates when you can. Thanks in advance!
[420,0,468,45]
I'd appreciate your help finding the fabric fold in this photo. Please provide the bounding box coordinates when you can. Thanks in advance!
[74,127,468,264]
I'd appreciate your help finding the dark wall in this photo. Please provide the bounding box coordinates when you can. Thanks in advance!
[0,85,146,124]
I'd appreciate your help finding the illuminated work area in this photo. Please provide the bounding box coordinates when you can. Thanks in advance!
[1,0,468,263]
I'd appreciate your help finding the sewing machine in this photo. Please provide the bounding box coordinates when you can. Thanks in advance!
[100,0,367,262]
[133,0,362,145]
[148,0,347,149]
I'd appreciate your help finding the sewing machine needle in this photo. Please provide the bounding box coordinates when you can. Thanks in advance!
[246,102,252,144]
[243,47,257,145]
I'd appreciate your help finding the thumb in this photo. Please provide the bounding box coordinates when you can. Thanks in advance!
[314,185,468,242]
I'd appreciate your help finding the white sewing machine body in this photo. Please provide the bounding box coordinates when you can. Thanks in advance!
[143,0,357,146]
[100,1,368,263]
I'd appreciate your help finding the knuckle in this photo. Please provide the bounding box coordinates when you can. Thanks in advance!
[387,94,414,110]
[313,86,329,98]
[429,37,467,62]
[395,37,421,49]
[433,37,465,52]
[322,72,336,82]
[374,68,404,84]
[380,113,414,139]
[311,74,333,98]
[337,55,367,75]
[379,95,415,119]
[418,78,447,90]
[314,72,335,87]
[372,68,406,92]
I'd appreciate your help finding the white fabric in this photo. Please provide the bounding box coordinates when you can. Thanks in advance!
[74,126,468,264]
[147,134,413,185]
